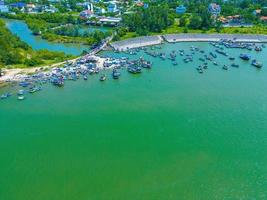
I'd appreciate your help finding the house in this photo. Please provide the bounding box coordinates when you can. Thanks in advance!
[80,9,94,19]
[107,2,118,13]
[0,1,9,13]
[253,9,261,15]
[26,3,36,13]
[95,7,106,15]
[176,5,186,14]
[9,2,26,9]
[44,5,58,13]
[260,16,267,23]
[143,3,149,9]
[208,3,221,16]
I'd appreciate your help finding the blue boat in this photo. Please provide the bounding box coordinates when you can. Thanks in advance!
[251,59,263,68]
[209,52,217,58]
[239,54,250,61]
[112,69,120,79]
[1,93,11,100]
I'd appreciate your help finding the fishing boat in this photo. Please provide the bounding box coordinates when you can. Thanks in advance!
[229,57,235,61]
[19,81,31,88]
[99,75,106,81]
[251,59,263,68]
[17,95,25,101]
[17,90,25,96]
[112,69,120,79]
[239,54,250,61]
[197,66,203,74]
[210,52,217,58]
[172,61,178,66]
[29,86,41,93]
[231,63,239,68]
[1,93,11,100]
[222,65,228,70]
[213,61,218,66]
[83,75,88,80]
[255,46,262,52]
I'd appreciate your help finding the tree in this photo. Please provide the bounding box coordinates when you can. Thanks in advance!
[179,16,187,27]
[189,14,202,29]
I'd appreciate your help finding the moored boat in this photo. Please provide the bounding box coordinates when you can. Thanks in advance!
[222,65,228,70]
[99,75,106,81]
[231,63,239,68]
[239,54,250,61]
[17,95,25,101]
[112,69,121,79]
[251,59,263,68]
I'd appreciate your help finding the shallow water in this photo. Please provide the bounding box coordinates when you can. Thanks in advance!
[0,42,267,200]
[4,19,89,55]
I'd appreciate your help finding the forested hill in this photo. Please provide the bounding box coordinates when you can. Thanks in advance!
[0,19,72,68]
[0,19,31,67]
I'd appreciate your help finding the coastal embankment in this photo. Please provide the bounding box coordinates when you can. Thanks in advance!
[163,34,267,43]
[110,36,163,51]
[110,34,267,51]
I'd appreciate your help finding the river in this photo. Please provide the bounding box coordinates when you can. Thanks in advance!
[0,42,267,200]
[4,19,89,55]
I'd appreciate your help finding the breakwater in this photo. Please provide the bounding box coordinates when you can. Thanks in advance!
[163,34,267,43]
[110,36,163,51]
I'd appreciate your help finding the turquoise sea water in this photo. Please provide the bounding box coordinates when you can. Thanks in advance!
[0,42,267,200]
[4,19,88,55]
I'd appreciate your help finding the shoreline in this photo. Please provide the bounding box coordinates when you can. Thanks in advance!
[1,33,267,87]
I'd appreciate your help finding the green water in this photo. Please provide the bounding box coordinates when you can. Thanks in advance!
[1,42,267,200]
[4,19,88,55]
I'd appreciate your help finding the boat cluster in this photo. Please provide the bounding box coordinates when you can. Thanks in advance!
[1,55,153,101]
[210,39,265,51]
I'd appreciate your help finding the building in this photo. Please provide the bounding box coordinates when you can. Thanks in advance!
[107,2,118,13]
[9,2,26,9]
[95,7,106,15]
[176,5,186,14]
[143,3,149,9]
[253,9,261,16]
[260,16,267,23]
[208,3,221,16]
[0,1,9,13]
[80,9,94,19]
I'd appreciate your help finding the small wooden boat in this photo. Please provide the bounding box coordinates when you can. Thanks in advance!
[17,95,25,101]
[251,59,263,68]
[222,65,228,70]
[239,54,250,61]
[99,75,106,81]
[231,63,239,68]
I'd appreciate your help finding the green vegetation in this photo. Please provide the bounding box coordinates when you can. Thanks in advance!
[0,19,73,69]
[123,3,174,35]
[1,13,111,45]
[111,0,267,41]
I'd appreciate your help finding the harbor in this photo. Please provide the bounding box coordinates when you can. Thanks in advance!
[0,37,266,101]
[1,40,267,200]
